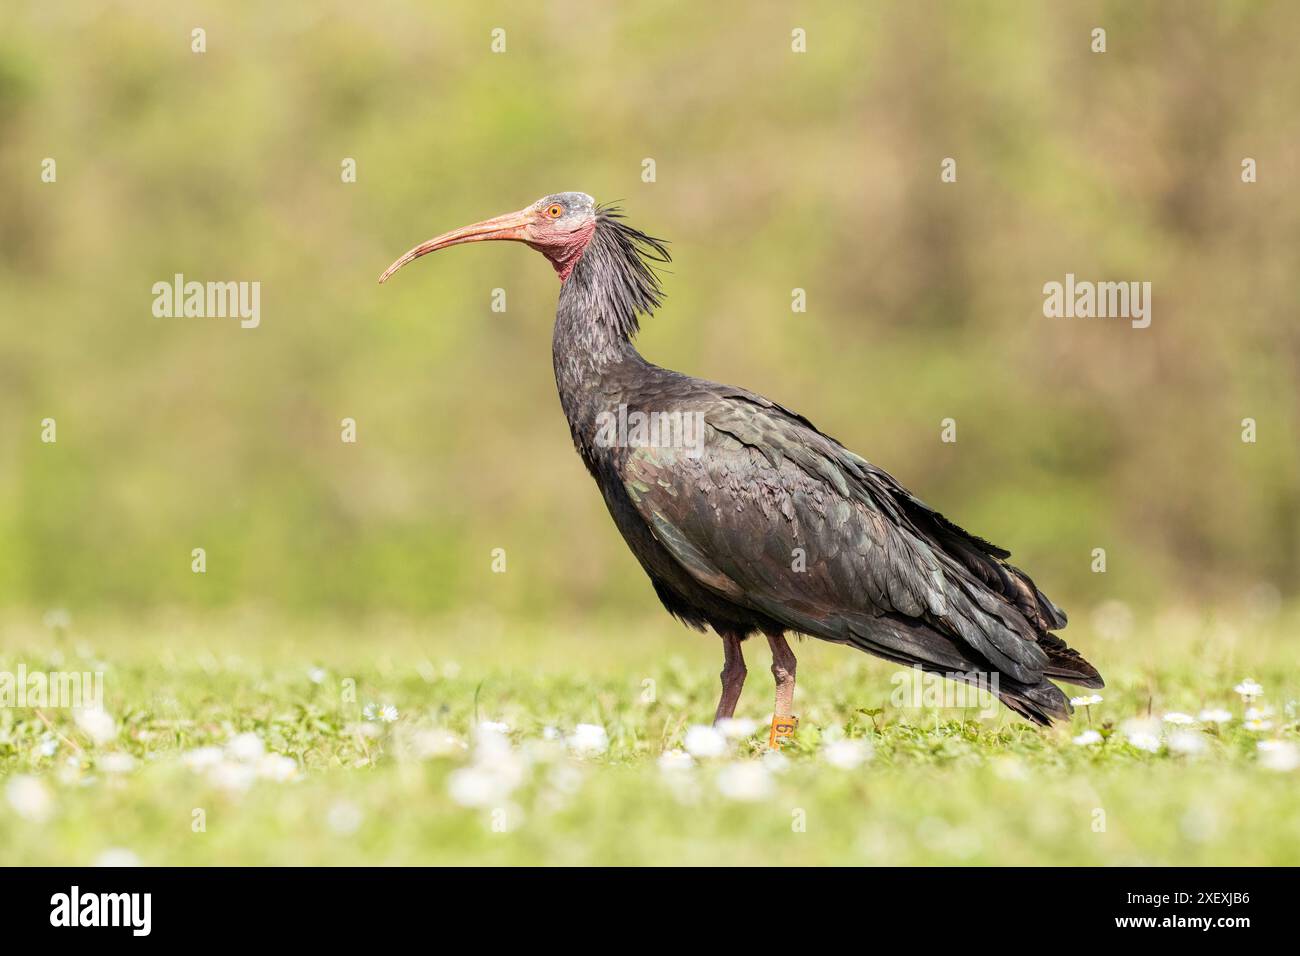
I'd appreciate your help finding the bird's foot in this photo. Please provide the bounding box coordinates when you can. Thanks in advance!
[767,714,798,750]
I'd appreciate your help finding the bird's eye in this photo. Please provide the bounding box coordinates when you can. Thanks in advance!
[546,204,564,218]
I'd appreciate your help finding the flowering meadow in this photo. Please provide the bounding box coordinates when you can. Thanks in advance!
[1,607,1297,866]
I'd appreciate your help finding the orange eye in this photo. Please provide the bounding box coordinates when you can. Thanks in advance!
[546,204,564,218]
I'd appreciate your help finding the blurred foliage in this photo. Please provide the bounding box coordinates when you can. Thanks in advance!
[1,1,1297,619]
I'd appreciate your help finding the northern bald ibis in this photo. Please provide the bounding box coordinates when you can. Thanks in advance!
[380,193,1103,745]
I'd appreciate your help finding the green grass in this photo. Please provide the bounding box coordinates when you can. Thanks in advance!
[0,609,1297,865]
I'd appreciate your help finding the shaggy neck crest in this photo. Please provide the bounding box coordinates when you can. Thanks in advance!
[563,206,670,343]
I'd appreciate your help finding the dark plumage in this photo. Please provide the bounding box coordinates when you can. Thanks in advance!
[382,192,1103,730]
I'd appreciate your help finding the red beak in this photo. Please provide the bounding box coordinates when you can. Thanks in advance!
[378,208,534,284]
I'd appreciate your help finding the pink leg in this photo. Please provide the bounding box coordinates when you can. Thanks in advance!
[713,634,747,723]
[766,634,798,748]
[768,633,797,715]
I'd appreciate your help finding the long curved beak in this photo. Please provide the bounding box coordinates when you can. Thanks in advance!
[378,208,533,284]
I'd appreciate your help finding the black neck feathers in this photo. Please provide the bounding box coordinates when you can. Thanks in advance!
[557,207,670,355]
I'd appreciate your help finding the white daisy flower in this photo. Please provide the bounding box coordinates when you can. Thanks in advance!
[1070,694,1104,707]
[1257,740,1299,773]
[1072,729,1103,746]
[307,667,326,685]
[657,749,694,772]
[5,775,53,822]
[1234,679,1263,702]
[98,753,136,774]
[226,733,264,763]
[73,709,117,745]
[684,725,728,759]
[1128,733,1162,753]
[821,739,872,770]
[473,745,521,783]
[762,749,791,773]
[447,766,512,808]
[566,723,609,757]
[455,731,529,810]
[819,723,846,742]
[477,720,511,735]
[1162,712,1195,725]
[1167,731,1206,755]
[714,762,774,802]
[377,704,399,723]
[36,736,58,758]
[715,717,759,740]
[1198,708,1233,724]
[1244,718,1273,732]
[1121,718,1163,753]
[257,753,298,782]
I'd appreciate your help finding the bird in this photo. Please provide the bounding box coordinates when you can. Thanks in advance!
[380,192,1103,744]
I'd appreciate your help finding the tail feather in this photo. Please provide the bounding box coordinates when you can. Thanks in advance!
[841,612,1101,727]
[996,678,1072,726]
[1039,631,1105,689]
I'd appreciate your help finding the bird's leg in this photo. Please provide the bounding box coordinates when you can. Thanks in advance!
[767,634,798,749]
[713,634,747,724]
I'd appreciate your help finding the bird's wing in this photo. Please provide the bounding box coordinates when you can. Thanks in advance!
[709,385,1072,632]
[615,384,1086,688]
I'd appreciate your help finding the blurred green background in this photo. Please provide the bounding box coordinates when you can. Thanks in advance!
[1,0,1297,625]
